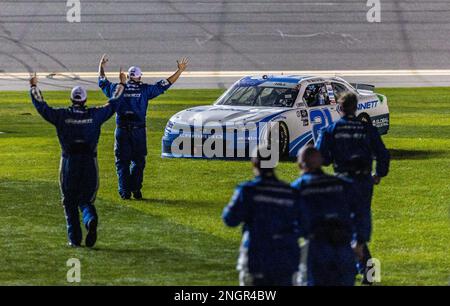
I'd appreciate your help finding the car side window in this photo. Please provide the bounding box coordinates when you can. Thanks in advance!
[302,83,330,107]
[257,87,299,107]
[331,83,348,100]
[258,87,278,106]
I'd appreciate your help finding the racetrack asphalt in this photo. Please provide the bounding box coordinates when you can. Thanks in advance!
[1,0,450,89]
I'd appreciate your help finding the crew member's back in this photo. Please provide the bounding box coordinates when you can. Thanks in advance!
[223,158,301,286]
[30,75,124,247]
[292,146,366,286]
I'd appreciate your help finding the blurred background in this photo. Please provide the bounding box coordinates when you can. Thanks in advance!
[1,0,450,88]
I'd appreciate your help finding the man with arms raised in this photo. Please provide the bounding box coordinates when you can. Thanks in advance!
[98,55,188,200]
[30,71,125,247]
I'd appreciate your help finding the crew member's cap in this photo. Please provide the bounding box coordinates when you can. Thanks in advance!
[70,86,87,103]
[128,66,142,79]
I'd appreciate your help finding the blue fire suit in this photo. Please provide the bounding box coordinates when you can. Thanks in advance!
[222,174,301,286]
[30,86,122,245]
[292,171,367,286]
[315,115,390,278]
[98,77,171,197]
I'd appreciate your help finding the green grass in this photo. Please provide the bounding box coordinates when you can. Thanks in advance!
[0,88,449,285]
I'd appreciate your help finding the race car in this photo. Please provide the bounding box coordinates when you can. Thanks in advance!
[161,75,389,159]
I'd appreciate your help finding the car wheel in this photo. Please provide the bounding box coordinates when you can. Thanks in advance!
[266,122,289,159]
[357,112,372,125]
[279,122,289,158]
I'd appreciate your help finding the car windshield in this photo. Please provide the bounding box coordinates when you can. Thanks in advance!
[216,85,299,107]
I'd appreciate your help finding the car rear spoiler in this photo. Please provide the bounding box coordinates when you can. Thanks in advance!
[351,83,375,92]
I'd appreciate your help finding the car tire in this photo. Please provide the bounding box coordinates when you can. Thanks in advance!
[357,112,372,125]
[266,122,289,159]
[278,122,290,158]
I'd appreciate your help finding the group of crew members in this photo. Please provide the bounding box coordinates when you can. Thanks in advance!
[29,55,188,247]
[29,55,389,286]
[223,92,390,286]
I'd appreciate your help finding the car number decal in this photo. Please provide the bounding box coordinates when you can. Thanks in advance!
[309,108,333,141]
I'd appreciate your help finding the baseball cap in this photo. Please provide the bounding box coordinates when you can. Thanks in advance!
[128,66,142,79]
[70,86,87,103]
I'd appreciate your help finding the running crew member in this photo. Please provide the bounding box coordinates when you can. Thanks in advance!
[30,72,125,247]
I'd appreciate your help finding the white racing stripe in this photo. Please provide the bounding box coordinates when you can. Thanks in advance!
[3,70,450,80]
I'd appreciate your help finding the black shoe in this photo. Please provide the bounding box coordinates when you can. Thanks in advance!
[361,268,374,285]
[132,191,142,200]
[67,242,81,248]
[120,192,131,200]
[85,219,98,248]
[361,276,374,286]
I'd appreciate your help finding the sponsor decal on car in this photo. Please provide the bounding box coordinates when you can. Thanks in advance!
[372,116,389,127]
[358,100,378,110]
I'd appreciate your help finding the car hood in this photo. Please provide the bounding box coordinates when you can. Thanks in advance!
[169,105,288,126]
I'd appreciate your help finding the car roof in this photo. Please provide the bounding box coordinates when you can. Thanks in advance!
[245,75,309,83]
[238,75,310,88]
[238,75,352,88]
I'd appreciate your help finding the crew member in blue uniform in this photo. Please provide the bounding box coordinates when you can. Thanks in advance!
[292,146,367,286]
[222,156,301,286]
[315,92,390,284]
[29,72,125,247]
[98,55,188,200]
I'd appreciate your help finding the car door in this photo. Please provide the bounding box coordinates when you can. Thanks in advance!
[303,82,335,142]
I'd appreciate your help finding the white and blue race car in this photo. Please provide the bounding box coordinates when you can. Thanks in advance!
[162,75,389,158]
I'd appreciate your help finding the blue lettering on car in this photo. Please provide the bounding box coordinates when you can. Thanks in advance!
[358,100,378,110]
